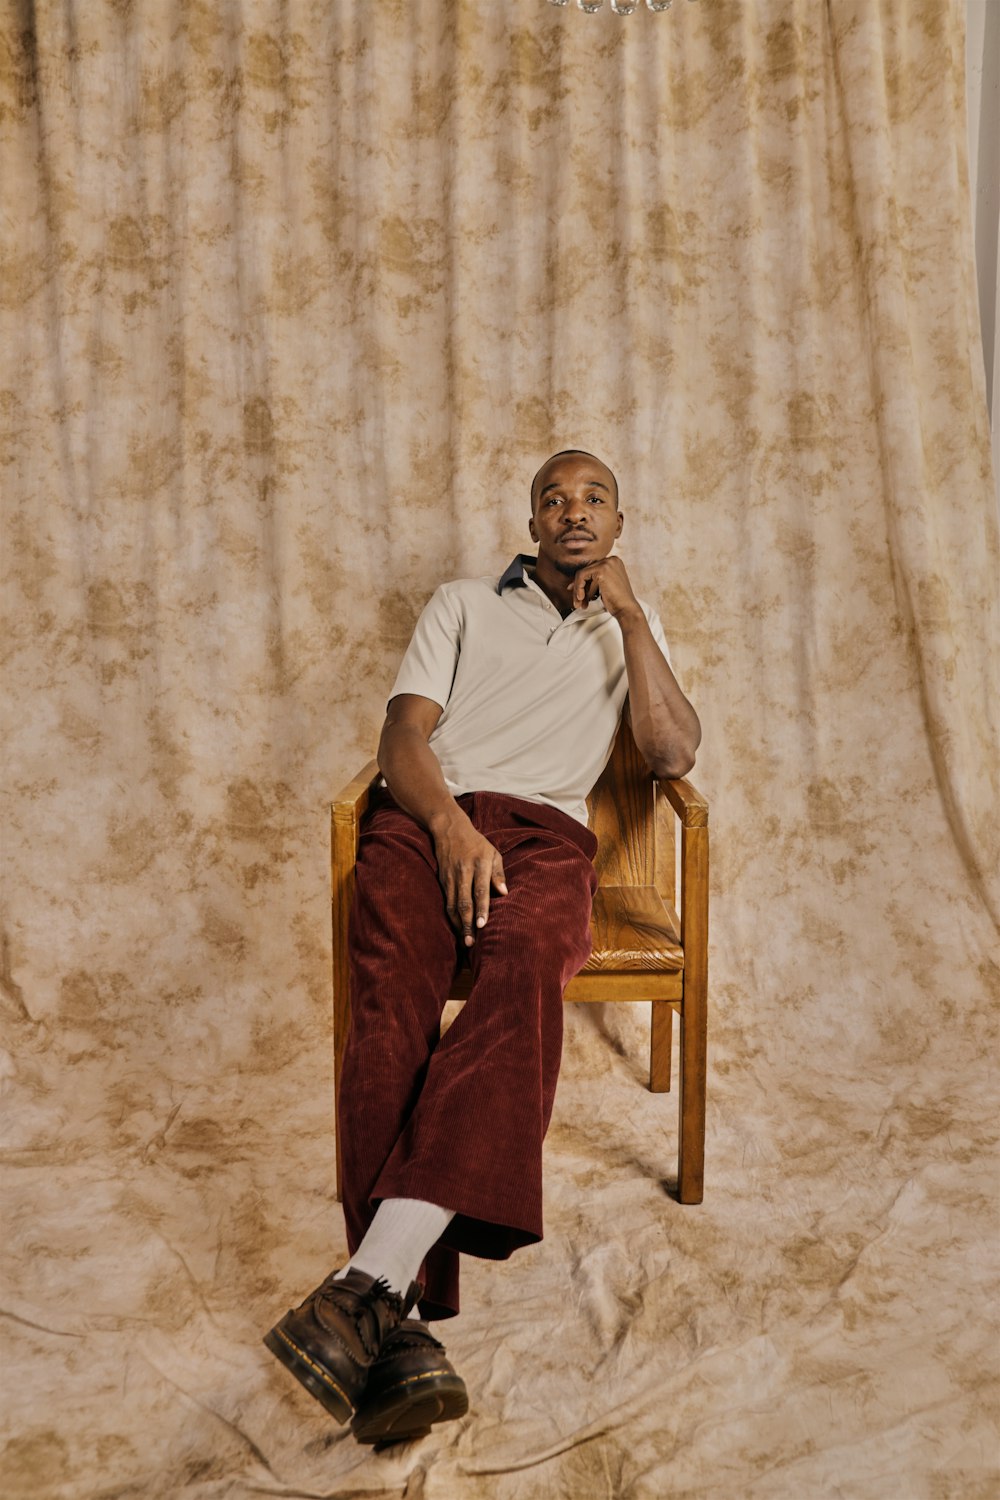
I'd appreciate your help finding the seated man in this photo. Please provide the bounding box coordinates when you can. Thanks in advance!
[264,448,701,1445]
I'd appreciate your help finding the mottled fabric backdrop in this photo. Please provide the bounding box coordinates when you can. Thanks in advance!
[2,1,998,1496]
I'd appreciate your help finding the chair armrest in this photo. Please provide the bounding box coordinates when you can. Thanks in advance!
[656,775,709,827]
[332,759,381,826]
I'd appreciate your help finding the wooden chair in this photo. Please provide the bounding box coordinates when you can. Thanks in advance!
[330,717,709,1204]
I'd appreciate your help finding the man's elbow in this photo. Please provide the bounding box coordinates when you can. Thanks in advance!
[649,726,700,781]
[651,749,697,781]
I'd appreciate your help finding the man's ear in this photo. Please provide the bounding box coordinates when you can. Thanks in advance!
[528,512,538,542]
[615,508,624,538]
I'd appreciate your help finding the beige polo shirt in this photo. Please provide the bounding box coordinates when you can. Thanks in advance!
[385,554,674,828]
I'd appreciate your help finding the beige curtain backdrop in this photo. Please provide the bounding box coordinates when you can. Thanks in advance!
[2,1,998,1496]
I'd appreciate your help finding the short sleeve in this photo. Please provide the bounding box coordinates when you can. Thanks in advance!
[386,584,463,711]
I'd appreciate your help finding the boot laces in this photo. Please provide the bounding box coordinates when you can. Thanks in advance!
[318,1274,405,1357]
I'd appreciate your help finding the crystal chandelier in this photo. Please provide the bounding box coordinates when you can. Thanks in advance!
[548,0,698,11]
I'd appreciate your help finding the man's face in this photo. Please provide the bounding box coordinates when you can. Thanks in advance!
[529,453,623,577]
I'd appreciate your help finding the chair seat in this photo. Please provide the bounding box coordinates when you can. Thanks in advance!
[448,882,683,1000]
[584,885,684,973]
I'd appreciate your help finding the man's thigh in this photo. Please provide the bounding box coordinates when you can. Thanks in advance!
[348,797,459,1030]
[349,790,598,989]
[468,806,598,984]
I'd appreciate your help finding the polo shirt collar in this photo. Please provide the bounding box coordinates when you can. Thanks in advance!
[496,553,606,619]
[496,554,537,594]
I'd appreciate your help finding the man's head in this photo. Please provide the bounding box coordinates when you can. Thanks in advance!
[528,449,623,578]
[530,449,619,512]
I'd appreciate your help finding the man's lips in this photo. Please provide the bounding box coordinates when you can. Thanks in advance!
[559,533,595,544]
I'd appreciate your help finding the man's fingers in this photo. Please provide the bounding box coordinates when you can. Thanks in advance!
[573,568,597,609]
[443,869,469,939]
[492,854,508,896]
[457,907,474,944]
[473,863,491,931]
[442,846,506,945]
[450,860,472,945]
[444,883,460,936]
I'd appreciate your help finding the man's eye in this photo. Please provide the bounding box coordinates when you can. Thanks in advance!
[587,494,604,503]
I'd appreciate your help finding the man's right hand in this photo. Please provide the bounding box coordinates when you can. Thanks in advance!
[377,695,508,944]
[429,810,508,947]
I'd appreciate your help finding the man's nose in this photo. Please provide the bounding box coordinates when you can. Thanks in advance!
[562,498,589,525]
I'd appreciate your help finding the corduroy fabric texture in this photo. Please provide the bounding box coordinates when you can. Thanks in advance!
[338,789,599,1322]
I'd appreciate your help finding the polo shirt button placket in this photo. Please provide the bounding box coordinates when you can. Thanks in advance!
[536,595,558,643]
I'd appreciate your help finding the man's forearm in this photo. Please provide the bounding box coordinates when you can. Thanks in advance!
[618,608,701,778]
[377,722,468,834]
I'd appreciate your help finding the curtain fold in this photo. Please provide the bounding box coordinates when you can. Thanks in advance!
[827,0,999,922]
[2,1,997,1495]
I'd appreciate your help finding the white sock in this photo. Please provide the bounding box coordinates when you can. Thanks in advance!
[334,1196,456,1299]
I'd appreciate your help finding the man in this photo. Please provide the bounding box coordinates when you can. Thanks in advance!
[264,449,701,1445]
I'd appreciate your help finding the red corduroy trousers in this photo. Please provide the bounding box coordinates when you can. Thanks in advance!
[337,788,599,1321]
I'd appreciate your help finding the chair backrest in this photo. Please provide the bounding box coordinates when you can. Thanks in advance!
[586,716,676,905]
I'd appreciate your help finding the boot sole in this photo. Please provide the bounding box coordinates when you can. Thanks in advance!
[263,1324,354,1424]
[351,1371,469,1444]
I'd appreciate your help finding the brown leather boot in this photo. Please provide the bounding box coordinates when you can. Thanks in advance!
[263,1267,422,1424]
[350,1316,469,1445]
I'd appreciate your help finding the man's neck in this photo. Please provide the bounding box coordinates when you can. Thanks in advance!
[527,556,576,618]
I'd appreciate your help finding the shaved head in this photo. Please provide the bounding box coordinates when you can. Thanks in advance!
[530,449,619,511]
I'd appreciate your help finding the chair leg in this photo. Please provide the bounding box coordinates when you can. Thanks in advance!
[649,1001,672,1092]
[332,808,358,1206]
[333,986,346,1203]
[676,818,707,1204]
[333,970,348,1204]
[676,997,706,1204]
[335,1079,343,1203]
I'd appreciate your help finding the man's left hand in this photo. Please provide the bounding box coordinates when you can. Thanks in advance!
[569,555,641,619]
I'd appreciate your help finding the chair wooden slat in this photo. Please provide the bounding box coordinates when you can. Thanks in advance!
[654,783,676,907]
[583,886,683,972]
[586,721,655,887]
